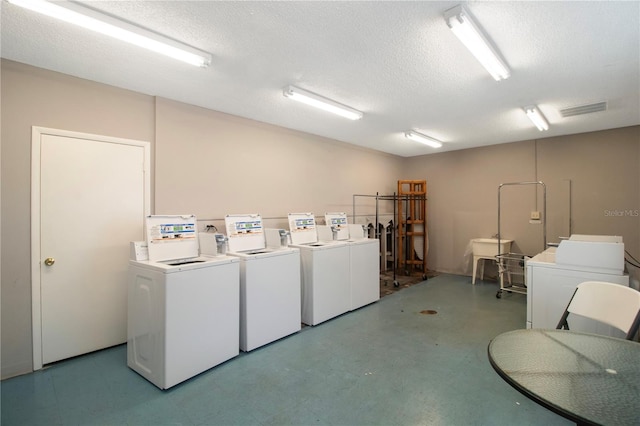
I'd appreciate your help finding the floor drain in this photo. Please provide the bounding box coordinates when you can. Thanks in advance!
[420,310,438,315]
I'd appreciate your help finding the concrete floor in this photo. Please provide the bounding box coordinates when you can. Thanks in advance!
[1,274,572,425]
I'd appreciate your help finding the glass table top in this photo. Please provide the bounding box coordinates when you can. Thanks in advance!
[488,329,640,426]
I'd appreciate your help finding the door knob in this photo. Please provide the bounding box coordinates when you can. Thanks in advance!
[44,257,55,266]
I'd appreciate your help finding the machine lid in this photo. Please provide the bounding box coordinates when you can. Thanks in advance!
[228,247,297,259]
[130,254,239,273]
[556,235,625,274]
[288,212,318,245]
[568,234,623,243]
[225,214,266,253]
[145,215,199,262]
[325,212,350,241]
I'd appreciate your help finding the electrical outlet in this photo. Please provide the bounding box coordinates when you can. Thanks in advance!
[530,211,541,220]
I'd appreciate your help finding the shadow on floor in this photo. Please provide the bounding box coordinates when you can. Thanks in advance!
[379,268,439,297]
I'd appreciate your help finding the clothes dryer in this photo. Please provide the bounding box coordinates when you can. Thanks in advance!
[526,235,629,338]
[127,215,240,389]
[288,213,350,326]
[219,214,301,352]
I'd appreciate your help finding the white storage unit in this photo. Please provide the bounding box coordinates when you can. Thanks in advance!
[288,213,350,326]
[325,213,380,310]
[526,235,629,338]
[127,215,240,389]
[222,214,301,352]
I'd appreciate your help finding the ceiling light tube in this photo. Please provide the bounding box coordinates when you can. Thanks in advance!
[444,5,510,81]
[524,105,549,131]
[405,131,442,148]
[283,86,363,120]
[7,0,212,67]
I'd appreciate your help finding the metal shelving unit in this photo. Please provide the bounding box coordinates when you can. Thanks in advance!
[352,180,428,286]
[352,192,398,286]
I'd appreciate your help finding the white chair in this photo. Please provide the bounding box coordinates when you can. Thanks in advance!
[556,281,640,340]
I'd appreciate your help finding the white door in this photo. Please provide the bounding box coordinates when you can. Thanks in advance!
[32,127,150,368]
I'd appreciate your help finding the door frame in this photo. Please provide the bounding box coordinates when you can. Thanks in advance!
[31,126,151,370]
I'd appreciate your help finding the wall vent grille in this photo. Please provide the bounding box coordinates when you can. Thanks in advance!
[560,101,607,117]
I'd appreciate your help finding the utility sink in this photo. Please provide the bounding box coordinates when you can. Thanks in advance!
[471,238,513,284]
[472,238,513,257]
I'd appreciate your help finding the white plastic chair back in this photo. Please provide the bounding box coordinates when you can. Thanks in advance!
[561,281,640,339]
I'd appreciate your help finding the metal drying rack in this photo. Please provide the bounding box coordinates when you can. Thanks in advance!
[353,190,428,287]
[496,181,547,298]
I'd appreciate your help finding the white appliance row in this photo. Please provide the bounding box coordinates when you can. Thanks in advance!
[127,212,379,389]
[525,234,629,338]
[286,212,379,326]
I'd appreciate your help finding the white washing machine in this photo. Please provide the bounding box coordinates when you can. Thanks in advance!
[215,214,301,352]
[526,235,629,338]
[288,213,350,326]
[325,212,380,311]
[127,215,240,389]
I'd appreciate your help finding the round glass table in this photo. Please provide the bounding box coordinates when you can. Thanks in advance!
[488,329,640,426]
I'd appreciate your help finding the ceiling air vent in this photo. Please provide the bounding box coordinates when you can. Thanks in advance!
[560,101,607,118]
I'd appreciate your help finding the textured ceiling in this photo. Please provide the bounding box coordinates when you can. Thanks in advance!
[2,1,639,157]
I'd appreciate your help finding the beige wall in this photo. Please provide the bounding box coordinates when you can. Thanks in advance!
[403,141,536,273]
[154,98,403,230]
[0,60,404,379]
[1,60,156,378]
[405,127,640,281]
[537,128,639,244]
[2,59,639,379]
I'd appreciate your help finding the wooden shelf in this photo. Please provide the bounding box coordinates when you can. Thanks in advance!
[397,180,428,275]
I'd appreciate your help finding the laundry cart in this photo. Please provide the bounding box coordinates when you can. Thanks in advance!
[496,181,546,299]
[495,253,528,299]
[288,213,350,326]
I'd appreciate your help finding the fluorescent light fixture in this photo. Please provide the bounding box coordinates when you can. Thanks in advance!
[283,85,363,120]
[7,0,212,67]
[444,5,510,81]
[524,105,549,131]
[404,131,442,148]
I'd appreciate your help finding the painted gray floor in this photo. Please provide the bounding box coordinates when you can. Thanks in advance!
[1,274,572,425]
